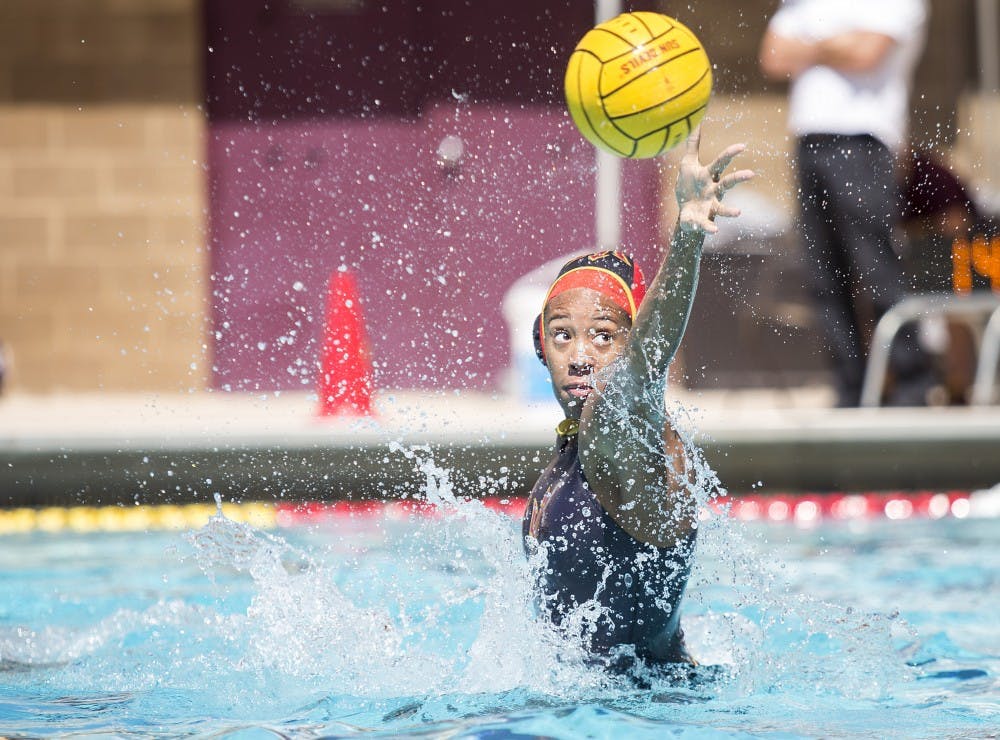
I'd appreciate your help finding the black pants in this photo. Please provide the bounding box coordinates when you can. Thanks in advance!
[796,134,929,405]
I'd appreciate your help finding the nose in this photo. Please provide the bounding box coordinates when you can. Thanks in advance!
[567,339,594,375]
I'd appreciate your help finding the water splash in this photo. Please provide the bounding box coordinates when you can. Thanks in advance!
[114,445,609,706]
[388,441,617,694]
[187,515,428,695]
[672,394,915,700]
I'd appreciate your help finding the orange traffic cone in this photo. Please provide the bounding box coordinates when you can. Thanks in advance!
[317,269,374,416]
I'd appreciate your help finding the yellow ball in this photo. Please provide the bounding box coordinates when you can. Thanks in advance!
[565,12,712,159]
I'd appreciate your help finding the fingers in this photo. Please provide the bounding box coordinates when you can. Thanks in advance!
[708,143,748,182]
[682,203,739,234]
[713,203,742,219]
[717,168,756,195]
[677,127,754,234]
[685,124,702,159]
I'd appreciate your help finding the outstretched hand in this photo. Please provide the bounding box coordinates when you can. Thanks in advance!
[675,126,755,234]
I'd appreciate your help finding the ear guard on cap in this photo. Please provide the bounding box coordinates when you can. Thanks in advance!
[532,313,545,365]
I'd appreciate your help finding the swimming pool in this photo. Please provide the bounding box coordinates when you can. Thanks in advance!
[1,488,997,738]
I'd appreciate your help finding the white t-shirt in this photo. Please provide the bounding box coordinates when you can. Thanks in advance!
[768,0,927,150]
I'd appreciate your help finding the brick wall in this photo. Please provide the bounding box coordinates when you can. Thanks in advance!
[0,0,206,393]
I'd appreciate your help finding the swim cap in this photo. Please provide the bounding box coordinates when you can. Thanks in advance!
[533,250,646,364]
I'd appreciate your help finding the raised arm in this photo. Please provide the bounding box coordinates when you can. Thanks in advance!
[625,129,753,383]
[579,128,753,546]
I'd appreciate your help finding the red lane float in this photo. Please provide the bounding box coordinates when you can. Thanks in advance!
[273,490,978,526]
[711,490,972,523]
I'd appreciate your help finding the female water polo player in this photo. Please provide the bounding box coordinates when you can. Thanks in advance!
[523,127,754,669]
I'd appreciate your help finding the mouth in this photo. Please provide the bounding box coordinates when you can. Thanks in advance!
[564,383,592,399]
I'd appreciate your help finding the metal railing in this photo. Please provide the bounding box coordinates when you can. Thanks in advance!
[971,306,1000,405]
[860,292,1000,407]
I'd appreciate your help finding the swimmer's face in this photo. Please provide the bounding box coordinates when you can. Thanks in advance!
[542,287,631,418]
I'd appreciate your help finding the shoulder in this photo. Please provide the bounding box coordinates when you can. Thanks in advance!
[768,0,818,36]
[770,0,926,42]
[851,0,927,42]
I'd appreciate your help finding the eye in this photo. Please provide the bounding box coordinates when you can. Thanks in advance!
[591,330,615,347]
[551,329,571,344]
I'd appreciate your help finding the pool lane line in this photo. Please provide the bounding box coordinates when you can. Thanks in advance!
[1,490,995,534]
[0,502,276,535]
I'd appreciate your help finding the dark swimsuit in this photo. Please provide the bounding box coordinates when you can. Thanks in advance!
[522,430,696,666]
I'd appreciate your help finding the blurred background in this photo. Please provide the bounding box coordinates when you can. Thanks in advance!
[0,0,997,400]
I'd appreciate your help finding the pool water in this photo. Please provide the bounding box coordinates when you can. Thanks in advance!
[1,486,998,738]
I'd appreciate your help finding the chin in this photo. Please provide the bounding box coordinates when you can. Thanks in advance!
[559,397,583,418]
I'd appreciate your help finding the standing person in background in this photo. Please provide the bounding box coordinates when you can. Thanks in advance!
[759,0,935,407]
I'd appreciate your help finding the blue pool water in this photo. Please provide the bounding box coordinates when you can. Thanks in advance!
[1,486,998,738]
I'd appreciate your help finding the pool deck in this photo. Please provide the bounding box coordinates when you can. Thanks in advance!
[2,388,999,507]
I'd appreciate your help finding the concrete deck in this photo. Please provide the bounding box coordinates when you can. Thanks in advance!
[2,388,999,507]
